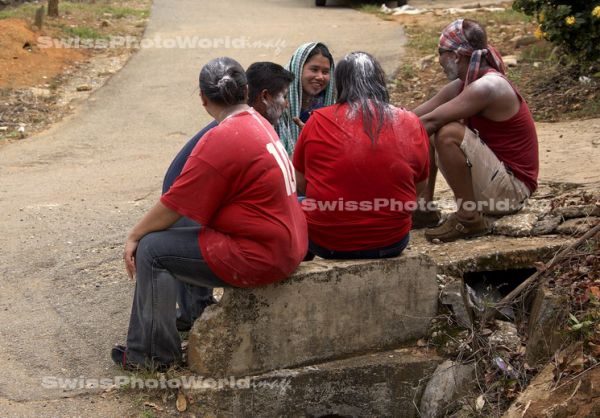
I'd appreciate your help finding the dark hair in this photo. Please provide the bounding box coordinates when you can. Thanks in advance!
[463,19,487,50]
[335,52,390,143]
[199,57,247,106]
[246,62,294,104]
[305,43,334,68]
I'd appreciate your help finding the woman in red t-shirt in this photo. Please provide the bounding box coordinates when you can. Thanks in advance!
[293,52,430,259]
[112,57,307,370]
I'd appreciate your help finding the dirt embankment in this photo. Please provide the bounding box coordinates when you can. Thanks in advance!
[0,18,86,88]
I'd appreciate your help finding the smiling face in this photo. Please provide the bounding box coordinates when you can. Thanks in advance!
[301,53,331,99]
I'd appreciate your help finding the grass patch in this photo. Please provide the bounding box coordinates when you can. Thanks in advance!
[519,43,555,62]
[404,24,441,56]
[0,1,149,21]
[353,3,381,15]
[0,3,39,20]
[568,96,600,119]
[399,63,416,79]
[475,9,532,25]
[99,5,149,19]
[63,25,105,39]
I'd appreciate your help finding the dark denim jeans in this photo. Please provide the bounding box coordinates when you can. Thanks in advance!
[125,225,228,367]
[307,233,410,260]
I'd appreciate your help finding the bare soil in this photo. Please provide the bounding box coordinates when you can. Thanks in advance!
[0,0,149,142]
[0,18,87,87]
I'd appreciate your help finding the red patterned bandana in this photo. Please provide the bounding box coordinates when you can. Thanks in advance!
[439,19,506,86]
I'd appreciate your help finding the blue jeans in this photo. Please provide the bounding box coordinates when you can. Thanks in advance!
[307,234,410,260]
[125,225,229,367]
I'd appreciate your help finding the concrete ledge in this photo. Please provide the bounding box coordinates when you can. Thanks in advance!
[186,348,442,418]
[188,254,438,377]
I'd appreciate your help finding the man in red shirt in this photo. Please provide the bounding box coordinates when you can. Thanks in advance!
[113,58,306,370]
[415,19,539,242]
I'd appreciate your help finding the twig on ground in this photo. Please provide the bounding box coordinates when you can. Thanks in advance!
[483,222,600,323]
[552,362,600,393]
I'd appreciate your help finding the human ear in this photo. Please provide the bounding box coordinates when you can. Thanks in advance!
[200,91,208,107]
[260,89,270,104]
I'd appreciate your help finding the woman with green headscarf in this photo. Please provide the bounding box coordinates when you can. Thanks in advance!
[276,42,335,155]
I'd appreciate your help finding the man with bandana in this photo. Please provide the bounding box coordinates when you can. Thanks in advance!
[414,19,539,243]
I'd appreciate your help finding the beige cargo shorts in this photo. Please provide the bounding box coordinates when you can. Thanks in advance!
[437,127,531,215]
[461,128,530,215]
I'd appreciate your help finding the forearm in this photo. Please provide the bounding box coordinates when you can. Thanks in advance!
[128,201,181,241]
[413,98,438,118]
[413,80,462,117]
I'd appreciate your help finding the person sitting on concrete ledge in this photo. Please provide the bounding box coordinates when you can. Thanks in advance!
[161,62,295,333]
[113,57,307,371]
[276,42,335,155]
[294,52,429,260]
[413,18,539,243]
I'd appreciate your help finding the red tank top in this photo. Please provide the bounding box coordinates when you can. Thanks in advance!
[466,71,539,193]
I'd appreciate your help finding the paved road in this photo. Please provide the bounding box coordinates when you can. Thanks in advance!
[0,0,404,413]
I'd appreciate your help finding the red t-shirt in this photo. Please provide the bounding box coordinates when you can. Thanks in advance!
[293,103,430,252]
[161,109,307,287]
[466,72,539,193]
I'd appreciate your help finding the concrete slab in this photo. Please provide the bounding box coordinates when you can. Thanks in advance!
[188,255,438,377]
[186,348,442,418]
[407,231,575,276]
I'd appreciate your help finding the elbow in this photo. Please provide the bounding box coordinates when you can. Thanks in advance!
[419,115,440,137]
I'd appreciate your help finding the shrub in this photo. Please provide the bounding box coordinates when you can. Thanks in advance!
[513,0,600,67]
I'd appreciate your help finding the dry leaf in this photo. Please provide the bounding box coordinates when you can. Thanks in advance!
[589,286,600,299]
[588,342,600,357]
[143,402,163,411]
[416,339,427,347]
[567,354,586,373]
[176,391,188,412]
[476,395,485,411]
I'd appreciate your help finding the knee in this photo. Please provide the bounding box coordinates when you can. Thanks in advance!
[137,232,162,263]
[433,122,465,150]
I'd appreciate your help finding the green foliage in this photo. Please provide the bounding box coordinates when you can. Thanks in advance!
[99,6,149,19]
[513,0,600,66]
[63,25,104,39]
[0,3,38,19]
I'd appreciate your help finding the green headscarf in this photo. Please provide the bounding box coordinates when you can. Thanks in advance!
[276,42,336,155]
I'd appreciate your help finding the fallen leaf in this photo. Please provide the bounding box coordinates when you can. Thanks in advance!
[589,286,600,299]
[566,354,586,374]
[176,391,187,412]
[476,394,485,411]
[416,339,427,347]
[143,402,163,411]
[588,342,600,357]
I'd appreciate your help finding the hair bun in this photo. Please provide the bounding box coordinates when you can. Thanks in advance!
[199,57,247,106]
[217,75,233,88]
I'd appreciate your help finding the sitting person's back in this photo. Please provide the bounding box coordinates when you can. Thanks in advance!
[294,52,429,259]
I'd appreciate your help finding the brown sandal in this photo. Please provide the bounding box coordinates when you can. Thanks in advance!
[425,213,490,243]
